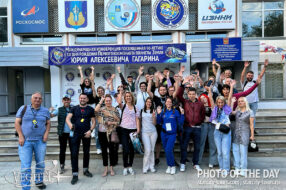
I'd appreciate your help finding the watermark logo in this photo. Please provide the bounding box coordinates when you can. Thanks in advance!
[4,160,72,188]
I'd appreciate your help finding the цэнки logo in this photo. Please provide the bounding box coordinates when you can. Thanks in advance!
[208,0,225,14]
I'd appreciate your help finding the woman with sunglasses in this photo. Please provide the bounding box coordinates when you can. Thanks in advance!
[78,65,96,104]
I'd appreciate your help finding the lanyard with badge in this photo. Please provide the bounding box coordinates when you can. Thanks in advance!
[31,107,39,128]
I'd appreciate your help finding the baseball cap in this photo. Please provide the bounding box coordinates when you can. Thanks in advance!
[127,75,133,79]
[62,94,71,99]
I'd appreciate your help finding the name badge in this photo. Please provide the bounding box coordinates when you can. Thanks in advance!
[166,123,172,131]
[81,118,85,123]
[32,120,37,125]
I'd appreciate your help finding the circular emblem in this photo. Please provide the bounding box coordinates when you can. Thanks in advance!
[65,72,75,82]
[106,0,140,30]
[103,72,112,81]
[66,88,75,97]
[153,0,187,29]
[84,68,92,77]
[209,0,225,14]
[129,71,138,79]
[148,67,157,75]
[50,47,66,65]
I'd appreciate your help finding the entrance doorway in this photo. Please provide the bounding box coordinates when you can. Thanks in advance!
[8,68,24,115]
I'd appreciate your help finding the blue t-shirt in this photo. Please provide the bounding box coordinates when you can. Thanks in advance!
[16,105,50,140]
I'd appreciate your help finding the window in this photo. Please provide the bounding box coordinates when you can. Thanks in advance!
[21,35,62,44]
[75,34,117,44]
[130,33,172,43]
[0,8,7,43]
[186,32,227,42]
[259,63,285,99]
[242,0,284,38]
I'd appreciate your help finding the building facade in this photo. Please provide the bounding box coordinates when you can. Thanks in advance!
[0,0,286,116]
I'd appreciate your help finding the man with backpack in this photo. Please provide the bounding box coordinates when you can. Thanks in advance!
[15,92,51,190]
[240,59,268,129]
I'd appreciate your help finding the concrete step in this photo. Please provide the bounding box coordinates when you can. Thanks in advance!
[255,126,286,133]
[255,140,286,149]
[255,133,286,140]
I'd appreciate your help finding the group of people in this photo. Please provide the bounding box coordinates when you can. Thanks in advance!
[15,59,268,189]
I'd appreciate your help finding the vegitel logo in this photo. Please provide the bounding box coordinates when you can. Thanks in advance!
[21,6,40,17]
[208,0,226,14]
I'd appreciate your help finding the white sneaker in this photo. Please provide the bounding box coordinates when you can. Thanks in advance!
[240,169,246,177]
[123,168,128,176]
[150,168,156,173]
[180,164,185,172]
[193,165,202,172]
[96,149,102,154]
[209,164,214,169]
[128,167,135,175]
[143,170,147,174]
[166,166,171,174]
[170,166,176,175]
[234,168,240,176]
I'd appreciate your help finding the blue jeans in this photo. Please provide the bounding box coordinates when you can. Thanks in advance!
[161,132,176,167]
[95,123,101,149]
[214,129,231,172]
[18,139,47,190]
[232,143,248,170]
[249,102,258,128]
[180,127,201,165]
[199,123,218,165]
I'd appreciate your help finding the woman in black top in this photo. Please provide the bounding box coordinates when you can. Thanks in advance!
[78,66,96,104]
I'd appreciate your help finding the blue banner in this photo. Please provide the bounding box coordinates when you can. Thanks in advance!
[49,44,187,65]
[211,37,242,61]
[13,0,49,33]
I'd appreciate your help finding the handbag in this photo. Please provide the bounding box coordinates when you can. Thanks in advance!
[111,130,119,143]
[248,140,259,152]
[129,132,144,154]
[216,123,230,134]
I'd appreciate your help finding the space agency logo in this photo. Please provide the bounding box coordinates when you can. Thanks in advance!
[105,0,140,30]
[21,6,40,17]
[208,0,226,14]
[50,47,66,65]
[153,0,187,29]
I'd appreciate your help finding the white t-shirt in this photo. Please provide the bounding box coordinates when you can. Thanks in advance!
[241,80,259,104]
[141,110,156,133]
[136,90,149,111]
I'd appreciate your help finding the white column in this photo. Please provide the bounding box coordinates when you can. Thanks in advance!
[50,65,62,107]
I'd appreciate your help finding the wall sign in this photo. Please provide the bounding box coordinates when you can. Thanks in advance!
[152,0,189,31]
[49,44,187,65]
[211,37,242,61]
[58,0,95,32]
[198,0,236,30]
[12,0,49,33]
[104,0,141,31]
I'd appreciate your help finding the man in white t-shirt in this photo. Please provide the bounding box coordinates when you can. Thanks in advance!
[240,59,268,128]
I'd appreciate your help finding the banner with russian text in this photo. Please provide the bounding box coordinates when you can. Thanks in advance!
[49,44,187,65]
[198,0,236,30]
